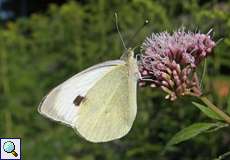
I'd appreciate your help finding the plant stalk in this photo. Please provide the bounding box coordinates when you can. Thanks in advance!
[200,96,230,124]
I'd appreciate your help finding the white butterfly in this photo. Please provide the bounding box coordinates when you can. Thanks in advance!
[38,48,139,142]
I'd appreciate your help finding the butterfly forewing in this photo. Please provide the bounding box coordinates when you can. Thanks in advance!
[38,60,125,127]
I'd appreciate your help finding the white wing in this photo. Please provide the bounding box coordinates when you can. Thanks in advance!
[38,60,125,127]
[74,64,137,142]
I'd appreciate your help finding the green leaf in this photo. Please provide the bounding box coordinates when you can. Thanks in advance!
[166,123,219,147]
[205,122,229,133]
[192,102,223,120]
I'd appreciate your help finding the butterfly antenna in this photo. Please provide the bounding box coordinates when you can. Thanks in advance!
[115,13,127,50]
[127,19,149,48]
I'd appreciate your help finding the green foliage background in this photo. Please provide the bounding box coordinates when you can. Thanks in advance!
[0,0,230,159]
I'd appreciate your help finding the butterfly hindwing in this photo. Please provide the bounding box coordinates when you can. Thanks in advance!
[75,64,137,142]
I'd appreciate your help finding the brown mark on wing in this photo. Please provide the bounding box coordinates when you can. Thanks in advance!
[73,95,85,106]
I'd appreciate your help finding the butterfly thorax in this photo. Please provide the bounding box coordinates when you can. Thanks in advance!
[121,48,139,80]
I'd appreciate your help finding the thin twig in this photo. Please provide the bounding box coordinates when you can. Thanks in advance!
[214,151,230,160]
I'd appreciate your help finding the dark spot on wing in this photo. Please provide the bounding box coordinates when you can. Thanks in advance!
[73,95,85,106]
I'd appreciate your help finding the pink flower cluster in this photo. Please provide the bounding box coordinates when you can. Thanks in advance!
[139,28,215,100]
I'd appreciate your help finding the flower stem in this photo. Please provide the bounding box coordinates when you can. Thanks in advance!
[200,96,230,124]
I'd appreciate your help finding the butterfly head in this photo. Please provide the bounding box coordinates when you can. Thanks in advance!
[120,48,135,61]
[127,48,135,58]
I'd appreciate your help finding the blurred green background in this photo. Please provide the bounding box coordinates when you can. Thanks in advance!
[0,0,230,159]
